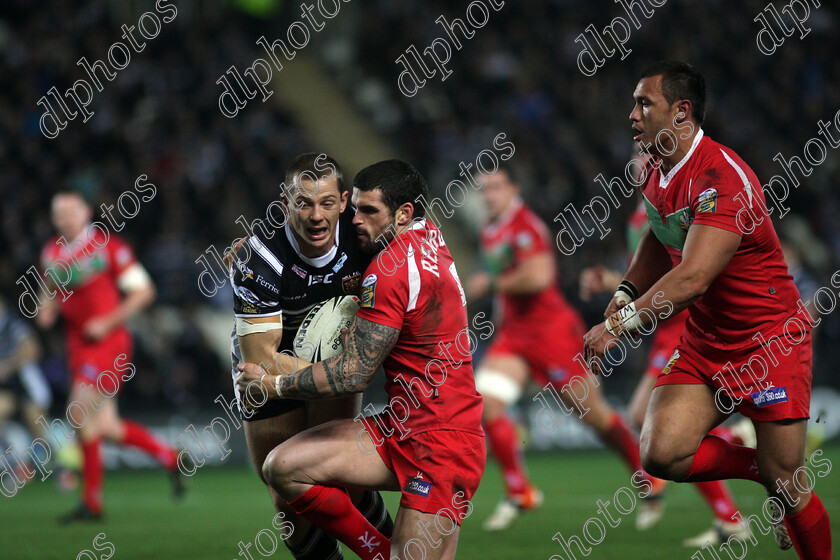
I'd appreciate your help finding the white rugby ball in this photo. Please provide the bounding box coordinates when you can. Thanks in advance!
[293,295,361,362]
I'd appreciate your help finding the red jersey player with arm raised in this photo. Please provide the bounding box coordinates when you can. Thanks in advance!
[466,167,661,532]
[37,191,181,523]
[237,160,485,560]
[583,61,830,559]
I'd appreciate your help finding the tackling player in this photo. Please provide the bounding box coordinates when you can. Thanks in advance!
[580,201,754,544]
[227,153,392,560]
[466,167,662,531]
[37,191,181,523]
[583,61,831,559]
[237,160,485,560]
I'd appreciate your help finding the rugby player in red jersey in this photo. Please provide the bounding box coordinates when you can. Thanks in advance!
[37,191,181,523]
[584,61,831,559]
[237,160,485,560]
[467,168,661,531]
[580,201,753,544]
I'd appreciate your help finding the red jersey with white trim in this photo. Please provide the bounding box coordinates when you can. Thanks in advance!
[479,200,574,329]
[40,226,137,348]
[356,219,483,437]
[639,131,801,350]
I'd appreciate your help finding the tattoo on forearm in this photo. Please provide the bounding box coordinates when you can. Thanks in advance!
[279,318,400,400]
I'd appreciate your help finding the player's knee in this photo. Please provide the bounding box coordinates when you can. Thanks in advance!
[262,445,296,489]
[639,436,679,480]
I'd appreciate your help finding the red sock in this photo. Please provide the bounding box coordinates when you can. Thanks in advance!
[289,486,389,560]
[684,435,761,483]
[785,493,832,560]
[709,425,742,446]
[601,413,643,474]
[81,439,103,514]
[694,481,739,522]
[121,420,177,470]
[484,415,529,496]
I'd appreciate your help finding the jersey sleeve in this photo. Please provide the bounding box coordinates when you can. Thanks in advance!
[106,235,139,278]
[511,213,551,262]
[688,159,751,236]
[355,254,407,330]
[229,243,283,318]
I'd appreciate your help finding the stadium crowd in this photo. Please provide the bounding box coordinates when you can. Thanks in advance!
[1,0,839,413]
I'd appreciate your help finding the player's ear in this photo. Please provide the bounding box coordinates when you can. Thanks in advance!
[395,202,414,226]
[675,99,691,123]
[340,190,349,213]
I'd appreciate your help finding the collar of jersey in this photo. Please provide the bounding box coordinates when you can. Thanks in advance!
[659,128,704,189]
[284,221,339,268]
[484,197,523,236]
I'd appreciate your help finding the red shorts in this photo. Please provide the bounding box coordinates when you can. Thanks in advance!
[645,313,687,378]
[364,414,485,525]
[67,330,133,395]
[486,311,586,387]
[654,325,812,422]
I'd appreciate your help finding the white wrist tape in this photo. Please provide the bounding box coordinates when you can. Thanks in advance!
[605,301,645,336]
[612,289,633,307]
[235,316,283,337]
[274,375,283,400]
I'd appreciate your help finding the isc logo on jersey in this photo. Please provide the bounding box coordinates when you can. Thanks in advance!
[360,274,377,308]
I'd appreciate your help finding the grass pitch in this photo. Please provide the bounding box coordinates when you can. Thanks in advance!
[2,445,838,559]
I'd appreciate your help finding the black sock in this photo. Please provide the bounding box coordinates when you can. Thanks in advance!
[357,490,394,539]
[286,525,343,560]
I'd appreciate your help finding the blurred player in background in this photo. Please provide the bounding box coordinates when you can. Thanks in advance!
[238,159,485,560]
[584,61,831,559]
[37,191,182,523]
[228,153,392,560]
[0,297,54,479]
[580,200,754,545]
[466,167,662,532]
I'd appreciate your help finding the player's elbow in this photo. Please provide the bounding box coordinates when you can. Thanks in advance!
[677,267,713,301]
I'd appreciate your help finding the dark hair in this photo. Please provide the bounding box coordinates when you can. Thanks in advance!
[284,152,345,194]
[353,160,428,219]
[493,164,519,186]
[52,189,92,207]
[640,61,707,125]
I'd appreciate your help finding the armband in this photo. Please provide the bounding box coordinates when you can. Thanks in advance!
[605,302,645,336]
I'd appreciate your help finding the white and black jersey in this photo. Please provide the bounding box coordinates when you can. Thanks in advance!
[229,210,369,420]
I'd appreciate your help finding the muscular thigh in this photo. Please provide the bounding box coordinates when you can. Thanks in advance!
[280,419,398,491]
[244,408,307,482]
[643,383,729,454]
[391,507,460,560]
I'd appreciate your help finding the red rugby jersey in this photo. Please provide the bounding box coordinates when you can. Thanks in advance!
[40,225,137,349]
[639,130,801,349]
[479,199,575,330]
[356,219,483,437]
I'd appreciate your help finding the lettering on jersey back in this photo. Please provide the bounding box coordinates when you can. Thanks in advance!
[419,228,444,277]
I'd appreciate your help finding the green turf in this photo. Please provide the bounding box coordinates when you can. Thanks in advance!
[2,446,838,559]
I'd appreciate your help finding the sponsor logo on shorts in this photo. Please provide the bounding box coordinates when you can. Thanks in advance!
[360,274,377,308]
[751,386,788,407]
[697,187,718,213]
[404,476,432,497]
[662,350,680,374]
[548,368,568,382]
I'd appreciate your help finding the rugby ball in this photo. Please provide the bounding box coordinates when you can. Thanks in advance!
[293,296,360,362]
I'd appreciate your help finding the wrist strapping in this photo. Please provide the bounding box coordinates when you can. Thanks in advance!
[613,280,639,306]
[274,375,283,400]
[605,301,645,336]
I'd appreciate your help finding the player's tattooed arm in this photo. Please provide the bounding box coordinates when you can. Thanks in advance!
[277,317,400,400]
